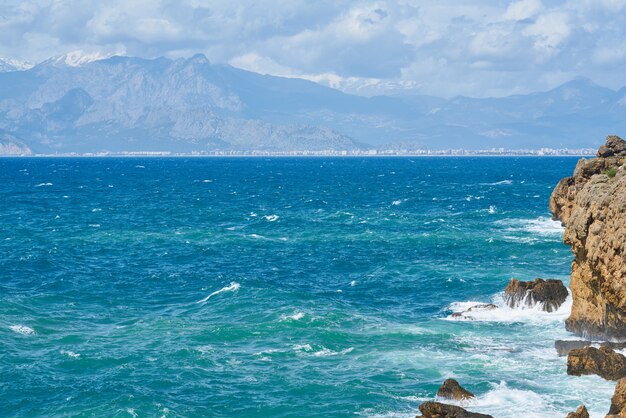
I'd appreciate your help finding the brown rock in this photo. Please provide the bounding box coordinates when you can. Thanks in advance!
[608,377,626,417]
[549,134,626,339]
[417,401,493,418]
[503,278,568,312]
[566,405,589,418]
[567,346,626,380]
[554,340,591,357]
[436,379,475,401]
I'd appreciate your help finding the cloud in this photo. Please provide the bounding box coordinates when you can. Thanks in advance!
[0,0,626,97]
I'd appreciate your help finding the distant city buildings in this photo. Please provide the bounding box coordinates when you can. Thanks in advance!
[28,148,597,157]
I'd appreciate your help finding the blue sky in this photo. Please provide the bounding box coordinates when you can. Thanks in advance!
[1,0,626,97]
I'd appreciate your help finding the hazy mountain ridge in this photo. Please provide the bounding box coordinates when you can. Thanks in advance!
[0,53,625,154]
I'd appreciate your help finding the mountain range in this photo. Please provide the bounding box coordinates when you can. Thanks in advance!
[0,53,624,154]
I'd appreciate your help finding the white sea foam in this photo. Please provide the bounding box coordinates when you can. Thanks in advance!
[292,344,354,357]
[135,165,145,169]
[444,291,572,324]
[202,179,212,183]
[35,182,53,187]
[9,324,35,335]
[392,200,402,206]
[280,312,305,321]
[443,382,559,418]
[60,350,81,358]
[264,215,279,222]
[350,280,357,287]
[498,216,564,237]
[197,282,240,304]
[488,205,496,214]
[481,179,513,185]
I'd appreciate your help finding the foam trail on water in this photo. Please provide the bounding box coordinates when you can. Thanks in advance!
[197,282,240,304]
[444,291,572,324]
[481,180,513,185]
[9,324,35,335]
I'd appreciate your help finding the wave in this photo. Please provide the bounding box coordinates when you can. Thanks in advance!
[34,182,53,187]
[197,282,240,304]
[496,216,564,239]
[60,350,81,358]
[264,215,279,222]
[444,291,572,323]
[280,311,305,321]
[445,382,558,418]
[292,344,354,357]
[481,180,513,186]
[9,324,35,335]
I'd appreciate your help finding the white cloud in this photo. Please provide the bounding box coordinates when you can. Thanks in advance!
[504,0,543,21]
[0,0,626,97]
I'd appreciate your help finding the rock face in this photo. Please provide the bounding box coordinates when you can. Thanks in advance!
[417,401,493,418]
[566,405,589,418]
[567,346,626,380]
[436,379,475,401]
[550,135,626,339]
[608,377,626,417]
[503,278,568,312]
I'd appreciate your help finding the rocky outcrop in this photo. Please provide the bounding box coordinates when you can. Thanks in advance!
[566,405,589,418]
[607,378,626,417]
[567,346,626,380]
[503,278,568,312]
[554,340,592,357]
[550,135,626,339]
[436,379,475,401]
[417,401,493,418]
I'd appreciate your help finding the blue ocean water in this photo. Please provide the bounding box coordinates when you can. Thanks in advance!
[0,157,614,417]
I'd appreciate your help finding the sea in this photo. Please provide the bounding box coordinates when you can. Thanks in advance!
[0,157,615,417]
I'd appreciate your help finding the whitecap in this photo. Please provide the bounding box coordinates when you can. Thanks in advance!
[264,214,279,222]
[280,312,305,321]
[9,324,35,335]
[488,205,496,214]
[135,165,145,169]
[497,216,564,237]
[197,281,240,304]
[392,200,402,206]
[350,280,357,287]
[481,180,513,185]
[444,290,572,324]
[202,179,212,183]
[91,208,102,212]
[60,350,81,358]
[35,182,53,187]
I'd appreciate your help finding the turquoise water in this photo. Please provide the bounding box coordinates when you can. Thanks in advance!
[0,157,614,417]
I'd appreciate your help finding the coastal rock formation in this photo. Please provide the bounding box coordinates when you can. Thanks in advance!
[550,135,626,338]
[503,278,568,312]
[567,346,626,380]
[417,401,493,418]
[566,405,589,418]
[607,378,626,417]
[555,340,592,357]
[436,379,475,401]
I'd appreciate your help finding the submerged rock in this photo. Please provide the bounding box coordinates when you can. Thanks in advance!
[555,340,592,357]
[567,346,626,380]
[417,401,493,418]
[436,379,475,401]
[503,278,568,312]
[607,377,626,417]
[566,405,589,418]
[550,134,626,339]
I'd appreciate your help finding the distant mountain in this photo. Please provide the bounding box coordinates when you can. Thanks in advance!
[0,53,624,154]
[0,58,33,73]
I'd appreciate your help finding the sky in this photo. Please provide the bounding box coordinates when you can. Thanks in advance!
[1,0,626,98]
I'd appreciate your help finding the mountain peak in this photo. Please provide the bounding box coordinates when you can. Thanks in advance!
[0,57,33,72]
[42,51,114,68]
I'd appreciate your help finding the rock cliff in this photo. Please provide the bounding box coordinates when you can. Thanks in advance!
[550,135,626,339]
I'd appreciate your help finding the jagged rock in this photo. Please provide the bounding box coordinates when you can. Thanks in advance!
[555,340,592,357]
[567,346,626,380]
[566,405,589,418]
[608,378,626,417]
[417,401,493,418]
[550,135,626,339]
[467,304,497,312]
[597,135,626,158]
[503,278,568,312]
[436,379,475,401]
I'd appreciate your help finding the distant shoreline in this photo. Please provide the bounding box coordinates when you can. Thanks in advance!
[0,151,593,158]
